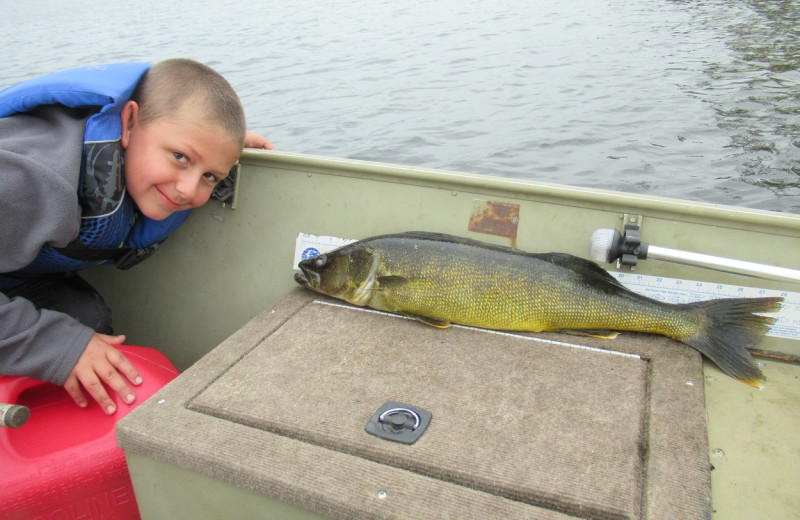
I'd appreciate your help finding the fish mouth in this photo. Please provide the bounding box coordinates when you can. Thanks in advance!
[295,266,322,290]
[294,271,310,288]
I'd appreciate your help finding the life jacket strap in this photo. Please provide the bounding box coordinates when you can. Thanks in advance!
[53,238,162,270]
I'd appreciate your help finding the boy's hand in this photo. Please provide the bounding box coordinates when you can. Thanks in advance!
[244,130,275,150]
[63,334,143,414]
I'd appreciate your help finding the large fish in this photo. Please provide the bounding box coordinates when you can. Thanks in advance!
[294,231,783,386]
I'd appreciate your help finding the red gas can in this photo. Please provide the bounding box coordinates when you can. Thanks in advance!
[0,345,179,520]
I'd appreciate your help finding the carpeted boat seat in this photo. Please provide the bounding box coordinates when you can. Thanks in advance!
[117,288,711,519]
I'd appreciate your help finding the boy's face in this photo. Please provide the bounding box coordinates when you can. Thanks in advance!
[120,101,242,221]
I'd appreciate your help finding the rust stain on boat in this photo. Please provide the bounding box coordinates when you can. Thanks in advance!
[468,200,520,247]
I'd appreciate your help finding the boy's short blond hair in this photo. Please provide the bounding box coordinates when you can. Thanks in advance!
[131,58,246,147]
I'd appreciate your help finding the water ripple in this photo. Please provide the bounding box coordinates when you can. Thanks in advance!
[1,0,798,212]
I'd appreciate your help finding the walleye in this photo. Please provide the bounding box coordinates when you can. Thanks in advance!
[295,231,783,387]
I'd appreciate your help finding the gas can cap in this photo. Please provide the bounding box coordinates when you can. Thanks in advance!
[365,401,432,445]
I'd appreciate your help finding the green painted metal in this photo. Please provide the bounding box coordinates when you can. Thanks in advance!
[126,454,325,520]
[92,151,800,519]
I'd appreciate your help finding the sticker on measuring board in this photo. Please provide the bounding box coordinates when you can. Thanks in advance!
[612,272,800,341]
[293,233,800,341]
[293,233,356,270]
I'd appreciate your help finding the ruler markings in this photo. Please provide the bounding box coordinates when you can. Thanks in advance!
[613,272,800,341]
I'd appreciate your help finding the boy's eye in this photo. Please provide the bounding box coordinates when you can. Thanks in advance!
[203,172,222,184]
[173,152,188,163]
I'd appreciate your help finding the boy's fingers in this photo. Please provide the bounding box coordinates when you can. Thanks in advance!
[105,346,143,387]
[97,333,126,347]
[63,376,88,408]
[77,370,118,415]
[66,335,141,413]
[90,354,137,411]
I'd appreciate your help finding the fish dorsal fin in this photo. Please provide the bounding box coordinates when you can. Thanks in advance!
[541,253,627,293]
[398,231,525,254]
[373,232,625,294]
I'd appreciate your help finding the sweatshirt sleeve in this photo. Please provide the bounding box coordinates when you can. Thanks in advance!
[0,293,95,384]
[0,106,95,384]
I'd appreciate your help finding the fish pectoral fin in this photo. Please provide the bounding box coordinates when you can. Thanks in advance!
[376,275,410,289]
[558,329,621,339]
[402,313,452,328]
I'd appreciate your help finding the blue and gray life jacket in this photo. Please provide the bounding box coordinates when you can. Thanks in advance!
[0,63,190,282]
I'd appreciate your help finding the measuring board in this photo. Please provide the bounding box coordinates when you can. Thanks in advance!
[293,233,356,268]
[294,233,800,341]
[611,272,800,341]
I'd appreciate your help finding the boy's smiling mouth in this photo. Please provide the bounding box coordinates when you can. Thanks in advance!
[155,187,182,209]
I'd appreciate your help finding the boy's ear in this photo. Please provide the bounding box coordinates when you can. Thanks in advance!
[120,101,139,149]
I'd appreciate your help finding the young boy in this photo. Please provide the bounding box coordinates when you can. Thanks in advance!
[0,59,272,415]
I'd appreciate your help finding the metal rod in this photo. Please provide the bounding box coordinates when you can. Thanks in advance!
[647,245,800,285]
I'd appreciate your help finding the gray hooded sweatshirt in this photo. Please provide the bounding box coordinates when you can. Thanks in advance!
[0,106,95,384]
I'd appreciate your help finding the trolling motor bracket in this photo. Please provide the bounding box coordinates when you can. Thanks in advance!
[589,222,800,285]
[607,224,649,268]
[619,224,648,267]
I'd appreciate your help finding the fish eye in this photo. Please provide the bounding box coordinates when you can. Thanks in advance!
[315,255,327,268]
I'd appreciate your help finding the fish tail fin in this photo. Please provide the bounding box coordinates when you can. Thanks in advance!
[681,297,783,387]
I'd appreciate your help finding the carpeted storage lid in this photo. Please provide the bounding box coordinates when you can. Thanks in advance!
[118,288,711,519]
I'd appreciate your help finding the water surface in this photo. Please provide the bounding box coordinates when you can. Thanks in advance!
[2,0,798,211]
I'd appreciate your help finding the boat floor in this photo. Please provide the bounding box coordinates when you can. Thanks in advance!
[119,289,713,519]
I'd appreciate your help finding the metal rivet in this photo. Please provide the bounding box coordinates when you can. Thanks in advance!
[377,491,387,500]
[157,399,166,404]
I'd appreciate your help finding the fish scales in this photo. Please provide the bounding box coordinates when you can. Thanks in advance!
[370,235,693,335]
[295,231,782,386]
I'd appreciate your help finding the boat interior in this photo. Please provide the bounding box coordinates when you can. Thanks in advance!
[77,150,799,519]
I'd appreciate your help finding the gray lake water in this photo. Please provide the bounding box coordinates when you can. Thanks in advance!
[2,0,798,212]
